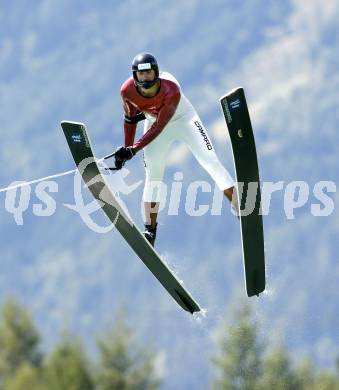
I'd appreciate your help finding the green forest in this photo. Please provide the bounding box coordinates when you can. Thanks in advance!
[0,299,337,390]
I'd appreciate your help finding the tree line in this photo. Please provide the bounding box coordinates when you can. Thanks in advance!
[0,300,159,390]
[0,299,337,389]
[212,304,339,390]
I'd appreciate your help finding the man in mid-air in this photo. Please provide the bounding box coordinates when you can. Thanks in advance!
[109,52,237,246]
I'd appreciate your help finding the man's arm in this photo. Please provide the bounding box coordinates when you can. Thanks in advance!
[132,91,180,152]
[122,98,145,147]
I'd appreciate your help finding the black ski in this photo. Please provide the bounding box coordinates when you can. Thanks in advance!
[61,121,201,313]
[220,88,266,297]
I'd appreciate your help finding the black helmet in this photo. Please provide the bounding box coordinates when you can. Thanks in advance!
[132,52,159,89]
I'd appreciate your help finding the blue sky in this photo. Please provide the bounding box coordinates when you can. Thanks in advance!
[0,1,338,388]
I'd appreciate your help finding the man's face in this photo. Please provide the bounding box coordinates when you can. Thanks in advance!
[136,69,156,82]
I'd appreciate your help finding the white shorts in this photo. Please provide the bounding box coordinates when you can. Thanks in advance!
[142,109,234,202]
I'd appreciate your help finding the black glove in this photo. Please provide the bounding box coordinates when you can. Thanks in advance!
[114,146,136,162]
[114,158,125,170]
[104,146,136,171]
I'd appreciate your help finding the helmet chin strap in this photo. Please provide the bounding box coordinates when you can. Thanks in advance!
[135,78,158,90]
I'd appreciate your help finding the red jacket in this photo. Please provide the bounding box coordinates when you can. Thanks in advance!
[120,77,181,152]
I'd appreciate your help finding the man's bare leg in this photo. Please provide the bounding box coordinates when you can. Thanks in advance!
[143,202,159,246]
[144,202,159,228]
[224,186,239,216]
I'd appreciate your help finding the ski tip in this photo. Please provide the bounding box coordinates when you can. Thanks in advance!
[60,120,86,128]
[219,86,244,101]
